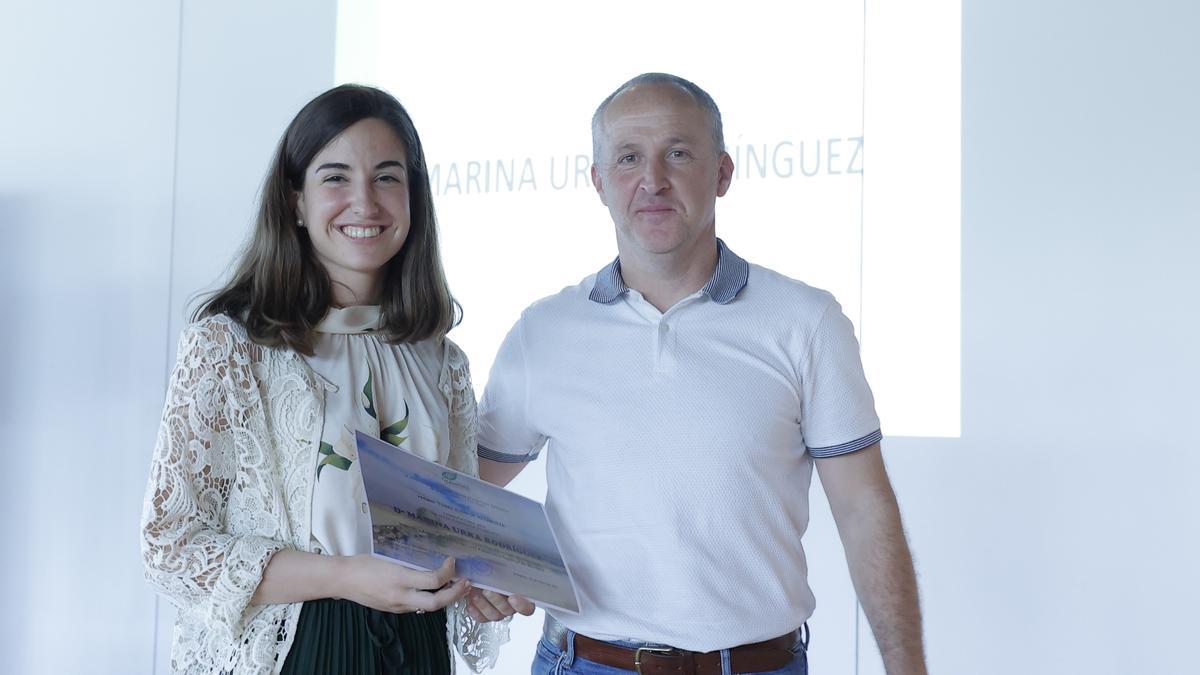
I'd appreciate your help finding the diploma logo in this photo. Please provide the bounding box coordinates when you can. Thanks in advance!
[441,471,457,482]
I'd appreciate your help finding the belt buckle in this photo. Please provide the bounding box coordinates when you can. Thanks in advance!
[634,646,675,675]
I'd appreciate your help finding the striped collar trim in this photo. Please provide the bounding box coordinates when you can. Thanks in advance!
[588,239,749,305]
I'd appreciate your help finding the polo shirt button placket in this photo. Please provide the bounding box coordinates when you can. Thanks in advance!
[655,320,677,373]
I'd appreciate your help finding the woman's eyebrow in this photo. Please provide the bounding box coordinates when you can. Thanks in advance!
[313,160,405,172]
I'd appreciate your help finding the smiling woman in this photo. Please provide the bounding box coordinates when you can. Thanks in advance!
[297,117,413,307]
[138,85,513,675]
[191,85,461,354]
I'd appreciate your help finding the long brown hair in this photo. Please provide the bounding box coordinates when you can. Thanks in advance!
[196,84,460,354]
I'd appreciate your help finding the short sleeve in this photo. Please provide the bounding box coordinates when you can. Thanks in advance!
[799,299,882,458]
[476,316,546,463]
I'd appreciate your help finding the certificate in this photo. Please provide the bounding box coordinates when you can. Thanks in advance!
[355,431,580,614]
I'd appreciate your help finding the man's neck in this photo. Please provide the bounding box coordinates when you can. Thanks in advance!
[618,237,719,312]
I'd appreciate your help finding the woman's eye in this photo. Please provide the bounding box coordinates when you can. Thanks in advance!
[376,174,402,183]
[321,175,347,184]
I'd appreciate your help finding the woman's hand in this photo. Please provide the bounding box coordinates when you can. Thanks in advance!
[342,555,471,614]
[253,550,470,614]
[464,587,536,622]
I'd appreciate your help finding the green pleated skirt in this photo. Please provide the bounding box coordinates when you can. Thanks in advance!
[280,599,451,675]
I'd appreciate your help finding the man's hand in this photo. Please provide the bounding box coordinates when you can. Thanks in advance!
[464,587,536,622]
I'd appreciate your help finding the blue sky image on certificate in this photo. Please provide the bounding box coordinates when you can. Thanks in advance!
[356,432,580,611]
[356,432,566,564]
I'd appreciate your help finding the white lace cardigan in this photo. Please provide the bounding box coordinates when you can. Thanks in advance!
[140,314,508,674]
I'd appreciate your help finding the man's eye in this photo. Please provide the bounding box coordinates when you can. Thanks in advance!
[617,154,637,165]
[669,150,689,159]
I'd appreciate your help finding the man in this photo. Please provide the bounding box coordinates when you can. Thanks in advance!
[467,73,927,675]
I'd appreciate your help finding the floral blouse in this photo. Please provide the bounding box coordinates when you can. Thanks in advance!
[305,305,455,555]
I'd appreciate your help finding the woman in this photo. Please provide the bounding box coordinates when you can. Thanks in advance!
[140,84,507,674]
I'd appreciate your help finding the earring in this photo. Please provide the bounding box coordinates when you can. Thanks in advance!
[297,218,305,228]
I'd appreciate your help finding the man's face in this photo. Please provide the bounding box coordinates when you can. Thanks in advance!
[591,84,733,260]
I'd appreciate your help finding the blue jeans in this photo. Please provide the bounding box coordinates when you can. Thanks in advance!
[531,627,808,675]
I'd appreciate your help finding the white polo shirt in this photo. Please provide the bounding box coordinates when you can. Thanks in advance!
[477,241,880,652]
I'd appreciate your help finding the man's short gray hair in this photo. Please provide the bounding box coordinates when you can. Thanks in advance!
[591,72,725,162]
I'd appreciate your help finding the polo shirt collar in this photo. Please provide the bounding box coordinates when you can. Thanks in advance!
[588,238,749,305]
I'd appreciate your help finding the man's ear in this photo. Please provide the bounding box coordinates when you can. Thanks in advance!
[716,152,734,198]
[591,164,608,206]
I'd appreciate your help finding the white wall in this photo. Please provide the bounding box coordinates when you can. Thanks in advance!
[0,3,180,673]
[872,2,1200,674]
[0,2,334,673]
[0,1,1196,674]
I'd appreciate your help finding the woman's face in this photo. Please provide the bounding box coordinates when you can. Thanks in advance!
[296,117,411,306]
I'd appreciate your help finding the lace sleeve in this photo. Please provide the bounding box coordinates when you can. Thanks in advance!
[440,338,512,672]
[139,318,286,654]
[443,337,480,479]
[448,598,512,672]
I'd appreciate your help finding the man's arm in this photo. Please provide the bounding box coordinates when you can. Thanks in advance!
[478,456,529,487]
[469,456,537,620]
[815,442,927,675]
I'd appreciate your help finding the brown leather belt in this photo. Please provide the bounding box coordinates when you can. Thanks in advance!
[568,631,797,675]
